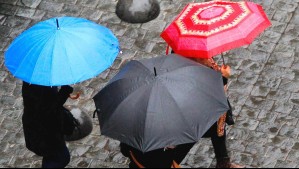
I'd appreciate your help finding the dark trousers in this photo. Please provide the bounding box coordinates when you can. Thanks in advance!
[42,144,70,168]
[203,123,229,160]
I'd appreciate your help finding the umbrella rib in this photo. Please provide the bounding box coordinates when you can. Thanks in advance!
[107,61,154,86]
[159,81,196,140]
[101,79,155,151]
[29,34,57,86]
[236,24,247,42]
[138,57,169,77]
[132,60,159,77]
[10,35,51,79]
[160,66,229,137]
[66,30,97,76]
[175,66,227,107]
[56,31,77,85]
[142,81,158,150]
[158,56,171,72]
[161,64,213,77]
[159,64,227,108]
[8,30,51,50]
[101,77,155,122]
[62,29,112,78]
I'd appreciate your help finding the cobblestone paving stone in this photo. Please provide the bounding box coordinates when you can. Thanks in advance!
[0,0,298,168]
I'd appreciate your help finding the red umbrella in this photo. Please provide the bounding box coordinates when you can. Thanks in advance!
[161,0,271,59]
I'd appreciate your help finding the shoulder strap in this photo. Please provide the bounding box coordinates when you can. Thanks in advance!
[172,161,181,168]
[130,151,145,168]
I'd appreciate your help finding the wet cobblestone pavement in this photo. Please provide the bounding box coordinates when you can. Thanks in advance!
[0,0,299,168]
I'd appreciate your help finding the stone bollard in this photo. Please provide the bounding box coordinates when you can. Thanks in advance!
[116,0,160,23]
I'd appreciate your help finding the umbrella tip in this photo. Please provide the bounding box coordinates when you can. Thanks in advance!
[56,18,60,30]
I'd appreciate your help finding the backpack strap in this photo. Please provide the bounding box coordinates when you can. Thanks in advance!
[130,151,145,168]
[172,161,181,168]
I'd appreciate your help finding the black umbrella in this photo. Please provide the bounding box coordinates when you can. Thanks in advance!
[93,54,229,153]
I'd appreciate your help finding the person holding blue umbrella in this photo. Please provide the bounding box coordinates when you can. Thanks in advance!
[22,82,75,168]
[5,17,119,168]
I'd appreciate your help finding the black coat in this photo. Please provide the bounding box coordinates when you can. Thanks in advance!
[120,143,195,168]
[22,82,73,156]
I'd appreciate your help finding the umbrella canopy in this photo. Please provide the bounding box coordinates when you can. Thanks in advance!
[161,1,271,59]
[5,17,120,86]
[93,54,229,152]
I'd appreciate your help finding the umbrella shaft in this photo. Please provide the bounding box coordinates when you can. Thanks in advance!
[221,54,226,66]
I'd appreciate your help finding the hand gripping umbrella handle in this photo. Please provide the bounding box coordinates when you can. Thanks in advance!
[69,92,80,100]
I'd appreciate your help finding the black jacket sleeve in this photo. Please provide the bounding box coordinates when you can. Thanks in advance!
[223,76,228,86]
[57,85,73,107]
[173,143,196,164]
[120,143,131,157]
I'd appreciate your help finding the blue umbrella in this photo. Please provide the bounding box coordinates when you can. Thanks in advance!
[5,17,120,86]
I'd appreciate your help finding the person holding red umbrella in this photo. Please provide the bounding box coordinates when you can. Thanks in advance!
[161,0,271,167]
[192,58,242,168]
[169,50,243,168]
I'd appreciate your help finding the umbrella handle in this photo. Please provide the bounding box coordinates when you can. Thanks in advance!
[69,92,80,100]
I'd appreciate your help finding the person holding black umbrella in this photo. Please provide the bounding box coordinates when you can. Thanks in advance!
[93,54,231,168]
[117,56,243,168]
